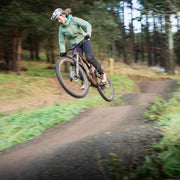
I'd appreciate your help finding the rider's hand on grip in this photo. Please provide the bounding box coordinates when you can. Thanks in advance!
[84,34,90,40]
[60,52,67,57]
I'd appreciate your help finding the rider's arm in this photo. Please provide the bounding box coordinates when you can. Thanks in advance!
[58,26,66,53]
[73,17,92,37]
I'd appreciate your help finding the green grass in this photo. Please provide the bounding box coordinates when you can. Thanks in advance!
[100,80,180,180]
[0,72,136,151]
[0,103,84,150]
[136,79,180,179]
[1,60,180,178]
[0,74,52,101]
[0,61,60,102]
[24,64,56,77]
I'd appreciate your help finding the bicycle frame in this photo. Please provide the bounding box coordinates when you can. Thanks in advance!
[56,37,114,101]
[69,45,98,87]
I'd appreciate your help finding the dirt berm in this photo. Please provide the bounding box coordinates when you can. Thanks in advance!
[0,80,177,180]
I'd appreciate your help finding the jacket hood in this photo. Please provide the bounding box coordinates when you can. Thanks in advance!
[63,14,72,26]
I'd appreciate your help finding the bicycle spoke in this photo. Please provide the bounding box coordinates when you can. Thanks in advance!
[60,61,84,93]
[56,58,89,98]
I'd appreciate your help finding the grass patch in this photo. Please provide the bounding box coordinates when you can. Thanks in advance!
[21,60,56,77]
[136,79,180,179]
[24,63,56,77]
[0,103,84,151]
[100,80,180,180]
[0,74,54,102]
[0,73,136,151]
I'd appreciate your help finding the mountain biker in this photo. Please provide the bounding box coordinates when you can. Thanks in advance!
[51,8,107,89]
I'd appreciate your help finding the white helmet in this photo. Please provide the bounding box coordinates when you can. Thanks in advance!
[51,8,65,21]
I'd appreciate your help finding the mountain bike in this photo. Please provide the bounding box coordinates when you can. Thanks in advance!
[56,37,114,102]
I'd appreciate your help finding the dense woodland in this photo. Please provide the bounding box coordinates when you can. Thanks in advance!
[0,0,180,74]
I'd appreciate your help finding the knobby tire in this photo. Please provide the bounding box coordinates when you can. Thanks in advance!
[56,57,89,98]
[97,75,114,102]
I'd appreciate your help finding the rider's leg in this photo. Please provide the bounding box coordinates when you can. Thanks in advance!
[82,40,104,74]
[82,40,107,83]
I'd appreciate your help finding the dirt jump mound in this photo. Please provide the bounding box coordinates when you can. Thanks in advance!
[0,79,177,180]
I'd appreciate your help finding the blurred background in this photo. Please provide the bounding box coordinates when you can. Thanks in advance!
[0,2,180,179]
[0,0,180,74]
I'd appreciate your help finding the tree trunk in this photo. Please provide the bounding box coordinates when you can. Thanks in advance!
[129,22,135,62]
[177,13,180,30]
[46,49,50,63]
[17,30,22,75]
[165,15,174,74]
[153,15,158,65]
[12,29,17,72]
[120,2,129,64]
[111,39,115,61]
[140,13,145,62]
[34,35,40,60]
[3,34,12,70]
[129,0,136,63]
[168,30,174,74]
[48,38,55,64]
[29,33,34,60]
[135,34,140,62]
[159,15,166,67]
[146,14,152,66]
[51,48,55,64]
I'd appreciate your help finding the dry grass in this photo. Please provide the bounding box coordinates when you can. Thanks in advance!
[102,61,180,81]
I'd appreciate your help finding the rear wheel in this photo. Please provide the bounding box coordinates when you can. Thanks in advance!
[97,74,114,102]
[56,57,89,98]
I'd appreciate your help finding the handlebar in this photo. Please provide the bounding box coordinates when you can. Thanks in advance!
[66,37,89,53]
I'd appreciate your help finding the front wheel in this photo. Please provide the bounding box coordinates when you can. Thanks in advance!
[56,57,89,98]
[97,75,114,102]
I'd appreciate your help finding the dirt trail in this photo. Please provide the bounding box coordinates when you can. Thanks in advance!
[0,80,177,180]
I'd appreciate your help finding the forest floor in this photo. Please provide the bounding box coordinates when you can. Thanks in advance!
[0,69,178,179]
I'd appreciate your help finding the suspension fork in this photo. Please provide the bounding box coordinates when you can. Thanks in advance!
[70,53,80,79]
[75,54,79,77]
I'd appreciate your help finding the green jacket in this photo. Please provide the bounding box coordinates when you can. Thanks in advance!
[59,14,92,53]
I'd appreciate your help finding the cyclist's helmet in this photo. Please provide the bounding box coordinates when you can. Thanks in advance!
[51,8,65,21]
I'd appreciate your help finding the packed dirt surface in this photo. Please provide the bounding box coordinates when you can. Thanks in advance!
[0,79,177,180]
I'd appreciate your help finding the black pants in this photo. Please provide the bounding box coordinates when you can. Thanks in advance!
[76,40,104,75]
